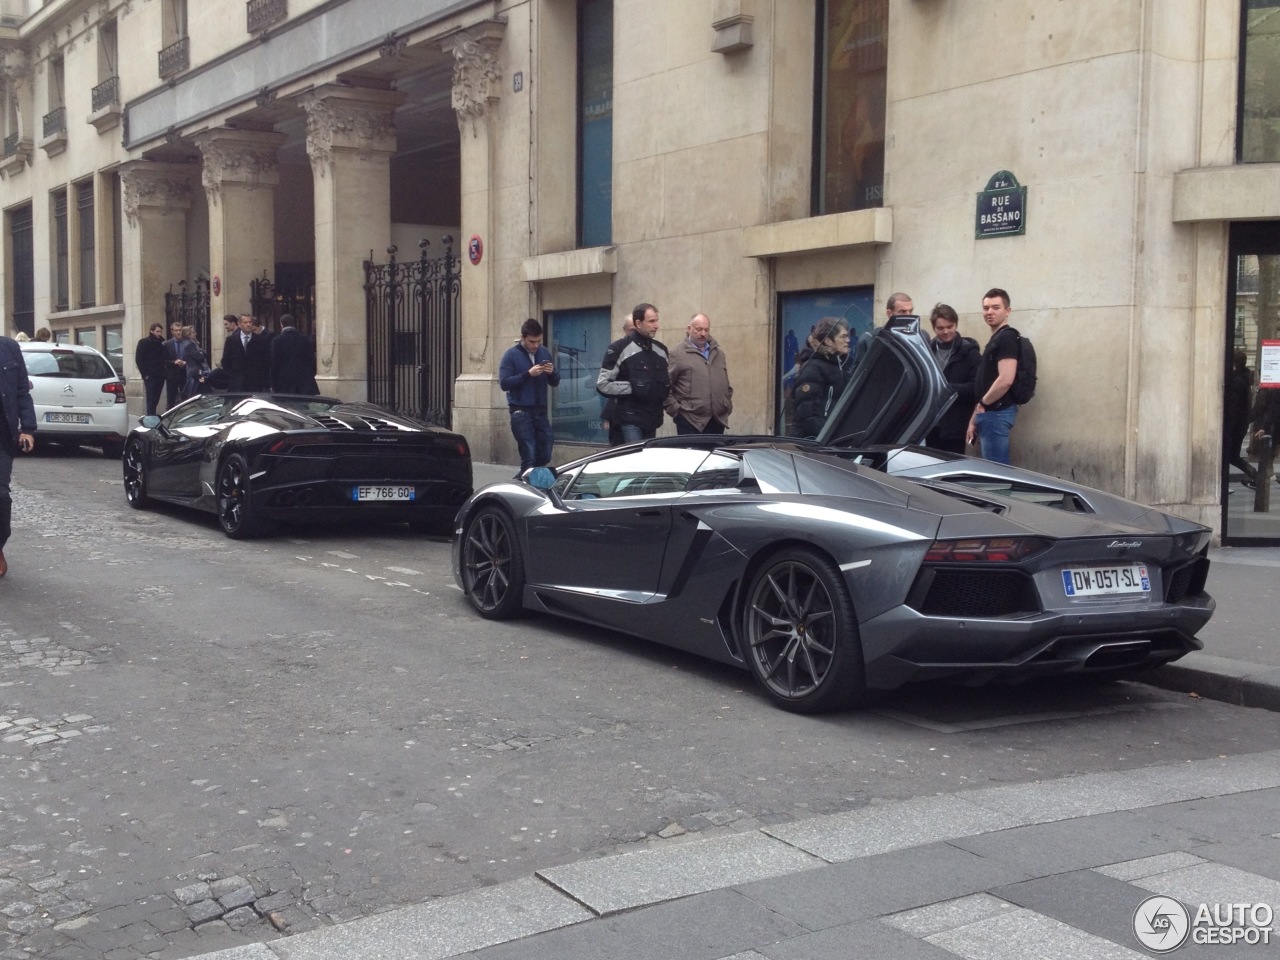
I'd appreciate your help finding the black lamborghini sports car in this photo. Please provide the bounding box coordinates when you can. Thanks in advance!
[452,317,1213,713]
[124,394,472,539]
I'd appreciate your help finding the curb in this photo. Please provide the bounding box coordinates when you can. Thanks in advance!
[1142,652,1280,712]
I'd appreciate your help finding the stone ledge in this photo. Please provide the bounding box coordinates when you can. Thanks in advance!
[744,208,893,259]
[1172,163,1280,222]
[522,246,617,283]
[88,103,123,134]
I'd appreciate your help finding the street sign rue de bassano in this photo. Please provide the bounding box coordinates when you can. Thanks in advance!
[976,170,1027,239]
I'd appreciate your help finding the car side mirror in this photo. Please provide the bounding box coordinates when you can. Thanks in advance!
[140,415,161,429]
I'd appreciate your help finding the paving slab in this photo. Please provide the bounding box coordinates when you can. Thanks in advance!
[923,906,1147,960]
[537,832,822,916]
[757,917,959,960]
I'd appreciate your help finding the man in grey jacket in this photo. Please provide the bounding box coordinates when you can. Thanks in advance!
[664,313,732,435]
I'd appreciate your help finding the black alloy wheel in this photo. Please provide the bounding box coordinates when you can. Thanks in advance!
[743,548,867,713]
[460,506,525,619]
[216,453,262,539]
[123,441,150,509]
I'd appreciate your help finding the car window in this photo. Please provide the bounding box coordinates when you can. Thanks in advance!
[684,452,743,491]
[165,395,229,429]
[23,349,115,380]
[564,448,712,499]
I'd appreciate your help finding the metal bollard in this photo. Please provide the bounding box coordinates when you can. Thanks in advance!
[1255,434,1273,514]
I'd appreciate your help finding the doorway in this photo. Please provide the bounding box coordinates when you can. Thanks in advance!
[1223,222,1280,544]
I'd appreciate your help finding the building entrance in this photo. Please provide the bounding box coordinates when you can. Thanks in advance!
[1224,222,1280,544]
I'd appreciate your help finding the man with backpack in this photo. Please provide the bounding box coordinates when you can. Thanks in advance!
[965,287,1034,464]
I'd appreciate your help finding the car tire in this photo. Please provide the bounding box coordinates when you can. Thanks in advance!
[216,453,263,540]
[742,547,869,714]
[459,506,525,620]
[102,440,124,460]
[122,440,151,509]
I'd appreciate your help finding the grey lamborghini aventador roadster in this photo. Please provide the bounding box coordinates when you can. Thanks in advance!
[452,316,1213,713]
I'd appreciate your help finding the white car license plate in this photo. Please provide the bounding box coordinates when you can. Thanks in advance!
[353,485,415,502]
[1061,564,1150,597]
[46,412,91,424]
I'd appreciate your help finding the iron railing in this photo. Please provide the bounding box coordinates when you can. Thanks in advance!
[365,239,461,426]
[3,132,18,157]
[91,76,120,112]
[42,107,66,139]
[250,264,315,336]
[164,278,211,354]
[158,36,189,79]
[247,0,286,33]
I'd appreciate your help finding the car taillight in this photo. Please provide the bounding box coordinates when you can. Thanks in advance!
[923,537,1050,563]
[103,381,126,403]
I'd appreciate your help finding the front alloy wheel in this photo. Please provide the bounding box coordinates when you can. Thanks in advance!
[743,548,867,713]
[460,506,525,619]
[123,441,150,509]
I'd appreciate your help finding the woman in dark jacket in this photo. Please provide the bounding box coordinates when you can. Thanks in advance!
[790,317,850,439]
[925,303,982,454]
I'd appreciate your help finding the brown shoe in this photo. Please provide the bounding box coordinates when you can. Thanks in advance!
[0,550,7,578]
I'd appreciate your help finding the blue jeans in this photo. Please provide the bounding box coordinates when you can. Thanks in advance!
[509,407,553,471]
[975,406,1017,464]
[619,423,654,444]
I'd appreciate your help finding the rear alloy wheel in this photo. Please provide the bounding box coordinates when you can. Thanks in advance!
[743,548,867,713]
[460,506,525,619]
[216,453,263,539]
[122,441,150,509]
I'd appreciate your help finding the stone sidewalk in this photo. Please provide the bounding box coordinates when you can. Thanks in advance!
[192,750,1280,960]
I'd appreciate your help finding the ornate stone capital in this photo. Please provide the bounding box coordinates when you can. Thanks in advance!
[118,162,195,227]
[0,47,31,90]
[300,86,402,178]
[441,20,505,137]
[193,130,285,205]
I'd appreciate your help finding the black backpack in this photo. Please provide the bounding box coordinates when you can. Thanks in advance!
[1008,331,1037,405]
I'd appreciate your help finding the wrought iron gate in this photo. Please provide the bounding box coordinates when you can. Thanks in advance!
[250,263,316,336]
[364,239,461,426]
[164,278,211,352]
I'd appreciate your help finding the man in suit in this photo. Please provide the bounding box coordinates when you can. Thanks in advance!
[221,314,271,392]
[163,321,189,410]
[0,334,37,577]
[270,315,319,395]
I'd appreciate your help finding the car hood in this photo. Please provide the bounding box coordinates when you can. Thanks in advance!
[816,316,956,448]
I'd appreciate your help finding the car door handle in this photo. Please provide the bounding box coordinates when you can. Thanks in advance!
[636,509,663,519]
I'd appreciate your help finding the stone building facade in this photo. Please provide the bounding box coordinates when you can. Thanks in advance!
[0,0,1275,541]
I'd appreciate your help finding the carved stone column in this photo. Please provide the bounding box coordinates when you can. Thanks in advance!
[301,84,404,400]
[194,128,286,362]
[441,19,505,454]
[118,161,194,407]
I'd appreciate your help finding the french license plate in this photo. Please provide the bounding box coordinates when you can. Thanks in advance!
[45,412,91,424]
[1061,564,1150,597]
[353,485,415,502]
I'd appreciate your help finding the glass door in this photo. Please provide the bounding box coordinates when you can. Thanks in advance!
[1224,222,1280,544]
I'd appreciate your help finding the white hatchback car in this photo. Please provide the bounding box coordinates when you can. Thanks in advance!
[19,341,129,458]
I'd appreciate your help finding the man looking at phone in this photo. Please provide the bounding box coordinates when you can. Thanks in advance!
[499,318,561,473]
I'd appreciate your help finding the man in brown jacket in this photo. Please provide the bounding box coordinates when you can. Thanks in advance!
[665,313,733,435]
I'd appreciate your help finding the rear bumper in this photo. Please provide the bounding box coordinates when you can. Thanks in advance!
[250,477,471,522]
[859,594,1213,689]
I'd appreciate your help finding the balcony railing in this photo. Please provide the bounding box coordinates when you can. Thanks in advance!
[3,132,17,157]
[91,75,120,113]
[158,36,190,80]
[247,0,286,33]
[42,107,66,139]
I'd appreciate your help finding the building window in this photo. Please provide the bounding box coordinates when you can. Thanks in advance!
[53,189,69,311]
[814,0,888,214]
[777,286,874,435]
[75,326,98,350]
[159,0,190,78]
[8,204,34,336]
[546,306,611,444]
[103,323,124,377]
[77,178,96,308]
[577,0,613,248]
[1240,0,1280,162]
[93,20,120,112]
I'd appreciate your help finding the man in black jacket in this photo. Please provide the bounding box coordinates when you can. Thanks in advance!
[270,315,319,395]
[134,323,168,416]
[925,304,981,453]
[596,303,670,443]
[0,334,36,577]
[221,314,271,392]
